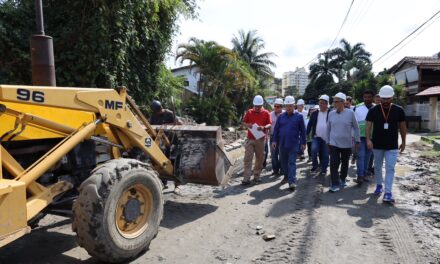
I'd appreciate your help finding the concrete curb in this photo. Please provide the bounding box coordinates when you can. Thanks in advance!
[421,136,440,151]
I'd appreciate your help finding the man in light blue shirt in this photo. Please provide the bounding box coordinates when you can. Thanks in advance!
[327,92,360,192]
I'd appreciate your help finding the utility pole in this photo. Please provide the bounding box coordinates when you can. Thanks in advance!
[30,0,56,86]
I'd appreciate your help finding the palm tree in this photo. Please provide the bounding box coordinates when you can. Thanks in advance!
[175,37,256,125]
[308,52,339,83]
[231,29,276,77]
[331,38,371,80]
[176,38,238,96]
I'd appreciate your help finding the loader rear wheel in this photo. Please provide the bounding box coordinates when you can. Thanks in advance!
[72,159,163,263]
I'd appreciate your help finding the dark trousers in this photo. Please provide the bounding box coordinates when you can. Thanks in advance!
[307,141,312,157]
[329,145,351,187]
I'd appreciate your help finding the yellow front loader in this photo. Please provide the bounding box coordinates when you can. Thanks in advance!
[0,84,231,263]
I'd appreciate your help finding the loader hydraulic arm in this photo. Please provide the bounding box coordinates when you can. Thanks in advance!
[0,84,174,176]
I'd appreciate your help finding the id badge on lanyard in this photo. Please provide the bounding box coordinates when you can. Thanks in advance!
[380,104,392,130]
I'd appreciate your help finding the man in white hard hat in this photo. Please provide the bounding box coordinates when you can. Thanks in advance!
[327,92,360,192]
[272,96,306,191]
[306,95,330,177]
[269,98,285,176]
[296,99,308,160]
[241,95,272,185]
[366,85,406,203]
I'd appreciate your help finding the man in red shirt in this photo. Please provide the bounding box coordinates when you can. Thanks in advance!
[242,95,272,185]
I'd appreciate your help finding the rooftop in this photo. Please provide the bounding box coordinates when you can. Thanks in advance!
[389,56,440,73]
[416,86,440,97]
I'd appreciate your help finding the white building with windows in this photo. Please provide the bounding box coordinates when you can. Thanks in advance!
[282,67,310,96]
[171,65,201,100]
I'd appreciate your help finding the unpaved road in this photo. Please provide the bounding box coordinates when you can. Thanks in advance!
[1,134,439,264]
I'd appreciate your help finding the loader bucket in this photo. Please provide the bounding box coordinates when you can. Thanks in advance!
[152,125,232,186]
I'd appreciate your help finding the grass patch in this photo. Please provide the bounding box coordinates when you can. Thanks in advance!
[428,136,440,140]
[420,150,440,158]
[435,175,440,183]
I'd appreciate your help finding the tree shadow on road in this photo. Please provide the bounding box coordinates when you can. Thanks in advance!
[160,200,218,229]
[0,228,98,264]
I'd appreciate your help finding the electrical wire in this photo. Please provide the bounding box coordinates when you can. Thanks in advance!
[374,12,440,68]
[302,0,355,68]
[373,8,440,65]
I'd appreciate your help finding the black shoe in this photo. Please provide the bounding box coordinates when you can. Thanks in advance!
[253,178,262,184]
[311,167,319,173]
[241,180,251,186]
[354,177,364,184]
[289,183,296,191]
[281,177,288,184]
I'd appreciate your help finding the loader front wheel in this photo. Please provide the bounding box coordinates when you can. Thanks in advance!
[72,159,163,263]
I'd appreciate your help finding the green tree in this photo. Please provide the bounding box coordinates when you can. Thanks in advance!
[308,52,339,83]
[0,0,197,108]
[331,38,372,81]
[231,29,276,77]
[176,37,256,126]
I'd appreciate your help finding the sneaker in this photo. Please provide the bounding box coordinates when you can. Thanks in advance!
[253,178,262,184]
[340,180,348,187]
[241,180,251,186]
[289,183,296,191]
[280,177,288,184]
[318,171,326,177]
[383,193,395,203]
[373,184,383,195]
[307,158,312,163]
[330,186,340,192]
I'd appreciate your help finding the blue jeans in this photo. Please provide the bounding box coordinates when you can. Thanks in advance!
[373,149,398,194]
[311,137,329,172]
[356,137,372,177]
[270,136,282,174]
[280,148,298,184]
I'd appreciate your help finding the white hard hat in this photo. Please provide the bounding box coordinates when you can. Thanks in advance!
[253,95,264,106]
[319,94,329,102]
[379,85,395,98]
[284,95,295,105]
[333,92,346,101]
[274,98,284,105]
[297,99,305,105]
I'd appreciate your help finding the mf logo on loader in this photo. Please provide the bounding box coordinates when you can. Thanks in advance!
[104,100,123,110]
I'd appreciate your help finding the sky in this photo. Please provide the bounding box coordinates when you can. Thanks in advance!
[167,0,440,77]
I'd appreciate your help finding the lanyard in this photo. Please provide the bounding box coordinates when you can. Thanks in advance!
[380,103,392,123]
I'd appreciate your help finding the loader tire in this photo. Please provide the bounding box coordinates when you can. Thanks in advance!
[72,159,163,263]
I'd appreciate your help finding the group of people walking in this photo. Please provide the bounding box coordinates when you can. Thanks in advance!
[242,85,407,203]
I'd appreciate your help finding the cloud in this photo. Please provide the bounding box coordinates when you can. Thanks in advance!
[169,0,440,76]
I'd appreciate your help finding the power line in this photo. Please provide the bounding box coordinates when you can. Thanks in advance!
[328,0,355,50]
[302,0,355,69]
[373,8,440,65]
[374,11,440,68]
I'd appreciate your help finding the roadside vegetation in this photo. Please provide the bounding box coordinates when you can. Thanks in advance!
[304,38,406,106]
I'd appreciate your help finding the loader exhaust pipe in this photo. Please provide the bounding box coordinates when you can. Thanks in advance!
[30,0,56,86]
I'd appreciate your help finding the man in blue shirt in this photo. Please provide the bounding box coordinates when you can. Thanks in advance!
[272,96,306,191]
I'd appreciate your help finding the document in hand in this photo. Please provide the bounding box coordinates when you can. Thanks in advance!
[249,123,265,140]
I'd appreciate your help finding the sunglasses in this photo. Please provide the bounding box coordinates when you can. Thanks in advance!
[274,105,282,108]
